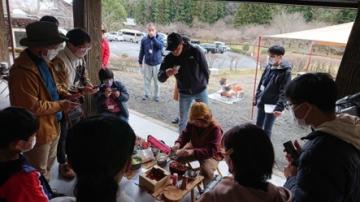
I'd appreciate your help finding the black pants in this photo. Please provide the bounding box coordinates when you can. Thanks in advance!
[57,117,68,164]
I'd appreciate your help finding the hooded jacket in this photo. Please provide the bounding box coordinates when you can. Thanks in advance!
[200,177,292,202]
[284,114,360,202]
[255,61,292,112]
[8,50,62,145]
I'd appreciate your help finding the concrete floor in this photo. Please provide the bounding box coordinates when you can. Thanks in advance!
[49,110,285,201]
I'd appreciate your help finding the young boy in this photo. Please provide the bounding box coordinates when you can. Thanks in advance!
[95,69,130,122]
[254,45,292,138]
[0,107,50,202]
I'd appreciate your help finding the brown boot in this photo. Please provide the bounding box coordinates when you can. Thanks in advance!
[59,162,75,180]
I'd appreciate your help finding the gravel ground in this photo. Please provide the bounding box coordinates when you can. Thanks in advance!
[113,68,310,170]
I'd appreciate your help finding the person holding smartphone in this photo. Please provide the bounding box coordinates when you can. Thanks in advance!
[158,33,210,133]
[95,69,129,122]
[283,73,360,202]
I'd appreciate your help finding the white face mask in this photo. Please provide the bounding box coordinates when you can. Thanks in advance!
[20,136,37,153]
[105,79,113,87]
[268,57,275,65]
[291,104,311,129]
[44,49,59,61]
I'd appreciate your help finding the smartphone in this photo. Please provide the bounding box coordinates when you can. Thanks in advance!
[283,140,299,166]
[173,65,180,71]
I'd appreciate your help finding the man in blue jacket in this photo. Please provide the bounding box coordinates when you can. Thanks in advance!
[138,23,164,102]
[254,45,291,138]
[284,73,360,202]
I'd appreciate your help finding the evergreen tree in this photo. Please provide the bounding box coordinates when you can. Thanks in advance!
[234,3,273,26]
[175,0,193,25]
[134,0,147,25]
[102,0,127,30]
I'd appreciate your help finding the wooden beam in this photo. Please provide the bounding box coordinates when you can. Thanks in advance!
[0,0,9,63]
[335,6,360,98]
[73,0,102,115]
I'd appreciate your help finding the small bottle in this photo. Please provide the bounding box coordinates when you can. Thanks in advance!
[172,173,178,186]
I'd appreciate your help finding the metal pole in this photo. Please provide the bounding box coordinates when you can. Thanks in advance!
[305,41,314,72]
[5,0,15,61]
[251,36,262,120]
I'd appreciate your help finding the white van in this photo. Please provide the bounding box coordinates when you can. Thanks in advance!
[119,29,143,43]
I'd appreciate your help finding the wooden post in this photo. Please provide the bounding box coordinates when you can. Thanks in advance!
[0,0,9,63]
[335,6,360,98]
[73,0,102,115]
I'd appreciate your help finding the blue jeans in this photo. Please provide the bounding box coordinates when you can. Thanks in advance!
[179,88,208,133]
[256,106,276,138]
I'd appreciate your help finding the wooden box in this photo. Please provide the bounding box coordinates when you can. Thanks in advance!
[139,166,170,193]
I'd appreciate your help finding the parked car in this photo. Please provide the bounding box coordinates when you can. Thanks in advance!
[200,41,229,54]
[106,32,124,42]
[119,29,143,43]
[214,41,230,53]
[200,43,220,54]
[192,44,207,54]
[158,32,167,47]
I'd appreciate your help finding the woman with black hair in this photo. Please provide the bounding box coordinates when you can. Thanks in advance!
[200,123,292,202]
[95,68,129,122]
[50,115,136,202]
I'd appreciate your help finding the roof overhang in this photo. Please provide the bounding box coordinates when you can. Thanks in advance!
[263,22,353,47]
[221,0,359,8]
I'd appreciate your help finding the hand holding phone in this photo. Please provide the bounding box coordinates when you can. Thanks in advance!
[283,140,300,166]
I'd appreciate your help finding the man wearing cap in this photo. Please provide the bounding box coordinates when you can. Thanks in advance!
[158,33,210,133]
[139,23,164,102]
[8,21,78,180]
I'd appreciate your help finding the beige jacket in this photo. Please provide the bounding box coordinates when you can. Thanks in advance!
[51,46,91,98]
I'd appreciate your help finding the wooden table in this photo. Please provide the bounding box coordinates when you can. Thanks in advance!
[152,175,204,202]
[127,160,204,202]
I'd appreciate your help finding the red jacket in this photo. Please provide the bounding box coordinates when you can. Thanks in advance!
[175,123,222,160]
[101,38,110,68]
[0,171,48,202]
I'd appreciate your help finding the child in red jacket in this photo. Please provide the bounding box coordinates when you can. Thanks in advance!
[0,107,49,202]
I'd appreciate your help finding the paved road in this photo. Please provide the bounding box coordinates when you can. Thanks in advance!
[109,41,257,70]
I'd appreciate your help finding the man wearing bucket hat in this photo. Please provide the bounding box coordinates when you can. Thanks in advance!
[8,21,78,180]
[158,33,210,133]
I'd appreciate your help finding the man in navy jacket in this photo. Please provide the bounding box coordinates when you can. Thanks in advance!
[254,45,291,138]
[138,23,164,102]
[284,73,360,202]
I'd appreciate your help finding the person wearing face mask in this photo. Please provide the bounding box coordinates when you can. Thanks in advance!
[254,45,292,138]
[200,123,292,202]
[171,102,222,186]
[283,73,360,202]
[8,21,78,180]
[95,69,129,122]
[0,107,59,202]
[51,28,96,179]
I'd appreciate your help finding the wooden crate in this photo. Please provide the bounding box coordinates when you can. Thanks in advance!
[139,166,170,193]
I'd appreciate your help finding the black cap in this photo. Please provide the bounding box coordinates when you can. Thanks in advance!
[166,32,183,51]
